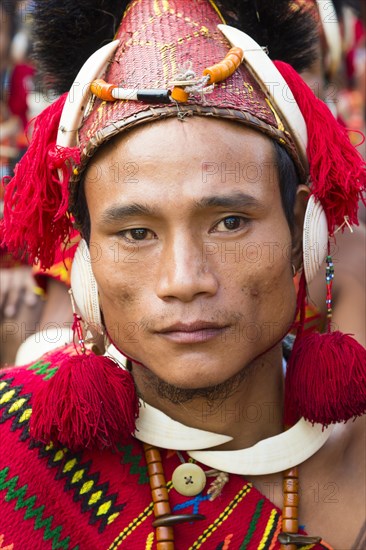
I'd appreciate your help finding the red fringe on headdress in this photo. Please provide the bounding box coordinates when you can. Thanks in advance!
[1,93,80,269]
[274,60,366,235]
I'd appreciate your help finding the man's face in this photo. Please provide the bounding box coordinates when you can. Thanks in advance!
[85,117,297,389]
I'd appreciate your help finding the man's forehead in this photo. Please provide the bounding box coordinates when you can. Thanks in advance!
[83,118,281,218]
[90,117,275,165]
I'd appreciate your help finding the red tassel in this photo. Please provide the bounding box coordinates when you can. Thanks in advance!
[284,331,366,427]
[274,60,366,235]
[30,350,139,450]
[1,93,80,269]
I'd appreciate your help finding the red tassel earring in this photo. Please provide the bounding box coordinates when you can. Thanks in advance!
[30,290,139,451]
[285,262,366,427]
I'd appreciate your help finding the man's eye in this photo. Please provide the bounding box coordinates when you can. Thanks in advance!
[119,228,155,241]
[213,216,248,232]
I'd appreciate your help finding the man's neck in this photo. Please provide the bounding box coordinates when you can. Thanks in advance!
[132,345,285,450]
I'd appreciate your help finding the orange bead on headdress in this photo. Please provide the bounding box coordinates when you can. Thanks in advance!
[1,0,365,451]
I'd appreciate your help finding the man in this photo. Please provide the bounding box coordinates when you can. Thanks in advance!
[0,1,365,548]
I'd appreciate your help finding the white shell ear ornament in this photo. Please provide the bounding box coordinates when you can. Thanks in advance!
[302,195,329,284]
[218,24,308,169]
[56,40,120,149]
[70,239,103,337]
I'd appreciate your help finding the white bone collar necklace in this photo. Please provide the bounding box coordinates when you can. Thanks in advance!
[107,345,333,475]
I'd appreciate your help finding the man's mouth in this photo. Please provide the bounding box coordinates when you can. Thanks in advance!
[156,321,229,344]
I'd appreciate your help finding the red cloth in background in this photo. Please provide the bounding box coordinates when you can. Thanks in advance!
[8,63,35,129]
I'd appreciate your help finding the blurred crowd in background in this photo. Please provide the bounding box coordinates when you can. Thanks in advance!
[0,0,365,367]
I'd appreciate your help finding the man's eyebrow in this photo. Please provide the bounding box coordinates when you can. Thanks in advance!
[195,193,262,210]
[100,203,159,224]
[100,193,262,224]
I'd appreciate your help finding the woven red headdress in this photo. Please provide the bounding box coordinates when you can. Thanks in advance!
[1,0,365,450]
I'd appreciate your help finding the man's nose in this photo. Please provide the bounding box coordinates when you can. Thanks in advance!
[155,234,219,303]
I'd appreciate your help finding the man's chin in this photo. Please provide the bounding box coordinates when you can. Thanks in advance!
[134,360,257,406]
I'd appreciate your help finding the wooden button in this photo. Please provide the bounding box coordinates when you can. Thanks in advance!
[172,463,206,497]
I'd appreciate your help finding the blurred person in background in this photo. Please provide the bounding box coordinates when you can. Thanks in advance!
[0,0,73,367]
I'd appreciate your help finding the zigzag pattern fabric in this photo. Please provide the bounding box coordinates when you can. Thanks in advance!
[0,350,331,549]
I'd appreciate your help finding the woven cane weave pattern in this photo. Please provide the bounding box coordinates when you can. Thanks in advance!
[78,0,301,178]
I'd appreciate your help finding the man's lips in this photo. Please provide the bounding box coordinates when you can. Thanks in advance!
[155,322,229,343]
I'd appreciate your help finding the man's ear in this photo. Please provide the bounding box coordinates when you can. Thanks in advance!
[291,184,310,271]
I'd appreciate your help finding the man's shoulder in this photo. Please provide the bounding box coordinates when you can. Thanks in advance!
[0,344,78,380]
[0,344,79,385]
[338,415,366,476]
[0,351,148,549]
[0,344,78,438]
